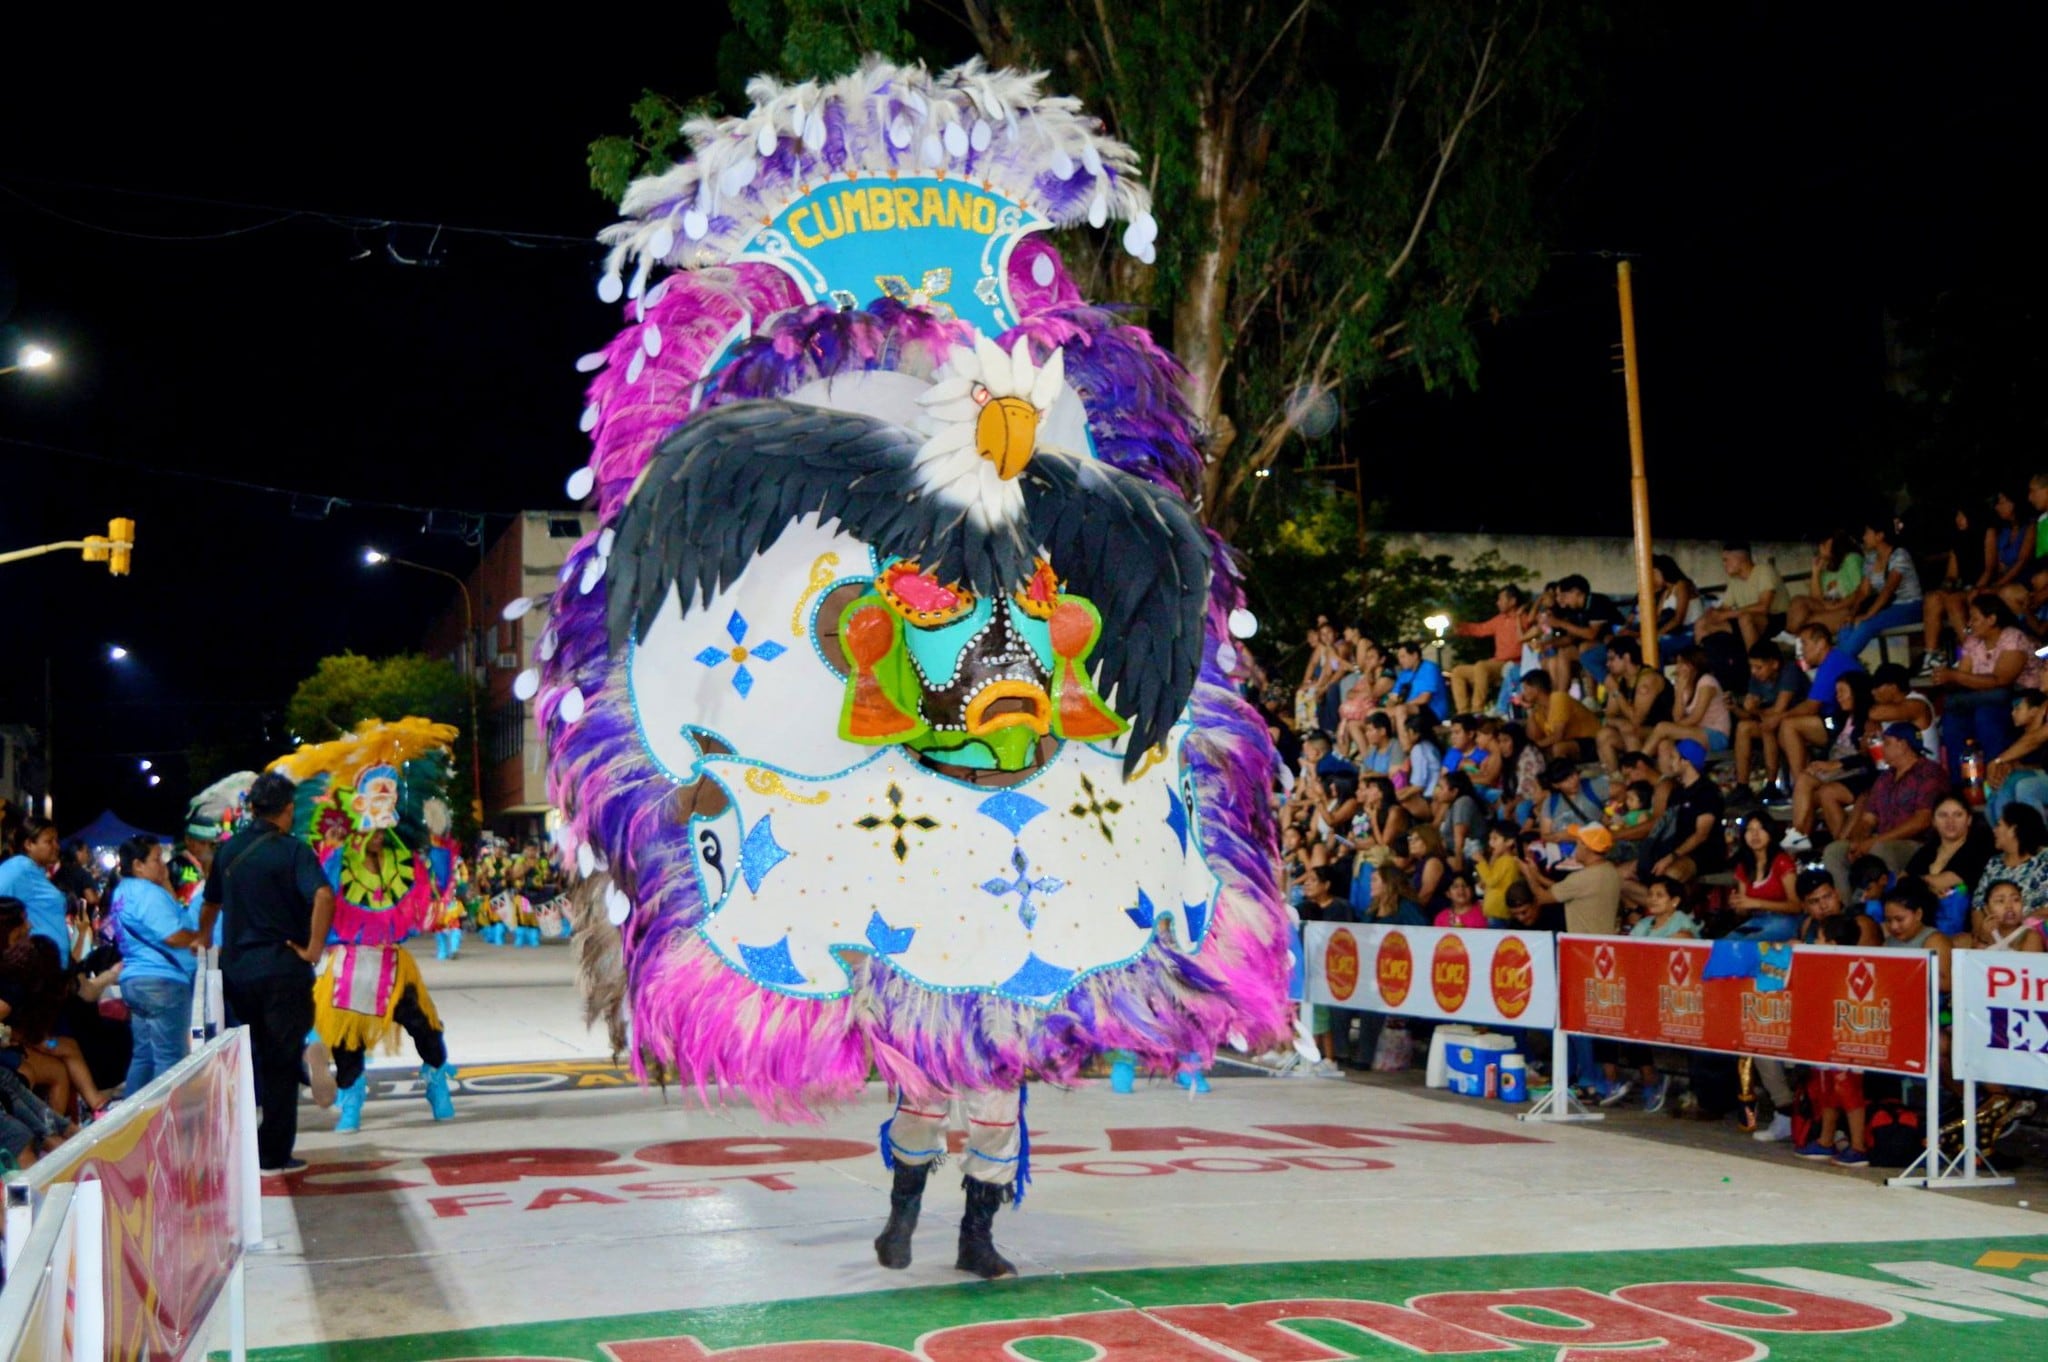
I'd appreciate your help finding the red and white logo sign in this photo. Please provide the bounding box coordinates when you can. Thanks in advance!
[1490,936,1534,1020]
[1325,929,1361,1003]
[1594,943,1617,980]
[1374,931,1411,1008]
[1848,958,1876,1002]
[1431,935,1471,1014]
[1667,950,1691,988]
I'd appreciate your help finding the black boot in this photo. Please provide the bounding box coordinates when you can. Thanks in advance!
[873,1162,930,1269]
[954,1177,1017,1279]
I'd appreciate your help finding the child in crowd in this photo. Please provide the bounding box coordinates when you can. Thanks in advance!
[1434,871,1487,929]
[1795,915,1873,1166]
[1971,880,2044,952]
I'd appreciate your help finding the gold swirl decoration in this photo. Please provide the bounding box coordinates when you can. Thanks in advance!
[744,767,830,805]
[790,553,842,634]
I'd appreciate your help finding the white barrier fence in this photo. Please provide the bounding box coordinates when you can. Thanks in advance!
[0,1026,262,1361]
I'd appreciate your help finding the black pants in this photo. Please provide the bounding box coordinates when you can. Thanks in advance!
[332,987,446,1089]
[225,973,314,1171]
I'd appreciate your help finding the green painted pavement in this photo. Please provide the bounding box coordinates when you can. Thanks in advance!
[250,1233,2048,1360]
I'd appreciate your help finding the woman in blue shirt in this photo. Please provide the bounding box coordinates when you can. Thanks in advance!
[107,835,201,1092]
[0,818,70,967]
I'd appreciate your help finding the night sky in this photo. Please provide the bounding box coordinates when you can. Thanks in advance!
[1,8,2039,830]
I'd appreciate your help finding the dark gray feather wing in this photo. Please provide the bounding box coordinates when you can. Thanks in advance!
[1023,454,1214,773]
[606,399,1036,648]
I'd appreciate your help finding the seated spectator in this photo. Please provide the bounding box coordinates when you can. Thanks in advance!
[1386,827,1449,924]
[1622,554,1702,653]
[1433,771,1486,871]
[1882,879,1953,1002]
[1908,794,1995,933]
[1402,712,1445,799]
[1869,663,1939,761]
[1785,670,1878,853]
[1389,640,1451,726]
[1796,1052,1871,1166]
[1643,646,1734,762]
[1594,637,1673,776]
[1735,640,1809,792]
[1837,512,1925,659]
[1970,880,2044,951]
[1544,574,1625,688]
[1356,776,1411,855]
[1623,739,1726,906]
[1357,712,1404,780]
[1335,637,1393,761]
[1294,621,1349,734]
[1779,625,1865,792]
[1450,587,1528,716]
[0,818,69,967]
[1697,542,1789,651]
[1974,803,2048,916]
[1787,531,1865,636]
[1797,867,1883,947]
[1537,757,1606,844]
[1924,494,2022,655]
[1476,821,1526,922]
[1521,670,1601,761]
[1442,713,1480,775]
[1519,822,1622,934]
[1504,879,1566,933]
[0,936,115,1119]
[1601,874,1700,1112]
[1434,871,1487,928]
[1929,594,2044,780]
[1728,812,1801,940]
[1821,723,1949,895]
[1988,687,2048,824]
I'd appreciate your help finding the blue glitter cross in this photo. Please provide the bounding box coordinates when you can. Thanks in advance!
[980,846,1065,929]
[694,610,786,698]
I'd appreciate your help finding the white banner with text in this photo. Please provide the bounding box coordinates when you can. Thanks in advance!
[1953,950,2048,1086]
[1302,922,1557,1029]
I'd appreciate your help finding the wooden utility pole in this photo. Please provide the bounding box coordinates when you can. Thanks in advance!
[1616,261,1657,667]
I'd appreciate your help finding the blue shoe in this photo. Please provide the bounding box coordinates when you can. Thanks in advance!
[445,929,462,959]
[1831,1147,1870,1167]
[1792,1141,1835,1160]
[334,1075,368,1134]
[1110,1058,1136,1094]
[421,1064,457,1121]
[434,932,450,960]
[1642,1076,1670,1114]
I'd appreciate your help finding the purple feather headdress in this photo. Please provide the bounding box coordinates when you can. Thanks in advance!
[533,61,1285,1121]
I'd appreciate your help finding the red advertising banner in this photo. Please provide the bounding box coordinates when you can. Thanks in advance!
[1557,936,1930,1075]
[33,1035,249,1360]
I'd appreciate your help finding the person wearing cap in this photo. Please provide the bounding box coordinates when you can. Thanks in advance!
[1519,821,1621,935]
[1821,722,1950,898]
[1621,739,1726,909]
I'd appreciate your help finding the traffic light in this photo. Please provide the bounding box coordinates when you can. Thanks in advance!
[108,518,134,576]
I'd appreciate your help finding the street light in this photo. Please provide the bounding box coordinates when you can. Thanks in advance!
[362,547,485,827]
[139,759,153,772]
[108,645,129,662]
[0,344,55,377]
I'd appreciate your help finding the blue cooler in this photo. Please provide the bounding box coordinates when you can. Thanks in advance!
[1498,1053,1529,1103]
[1444,1034,1516,1097]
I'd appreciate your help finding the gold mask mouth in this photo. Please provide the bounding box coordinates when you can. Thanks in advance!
[975,395,1039,480]
[965,679,1052,736]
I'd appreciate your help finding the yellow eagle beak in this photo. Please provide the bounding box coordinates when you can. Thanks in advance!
[975,396,1039,480]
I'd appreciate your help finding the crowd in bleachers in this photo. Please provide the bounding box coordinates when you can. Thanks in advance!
[1249,488,2048,1166]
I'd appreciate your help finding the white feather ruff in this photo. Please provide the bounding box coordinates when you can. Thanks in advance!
[599,57,1158,291]
[908,334,1068,528]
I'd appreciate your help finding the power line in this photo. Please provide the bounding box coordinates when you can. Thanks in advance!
[0,434,526,520]
[0,174,599,251]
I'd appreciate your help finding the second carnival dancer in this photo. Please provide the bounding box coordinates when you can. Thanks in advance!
[268,718,462,1132]
[536,59,1291,1278]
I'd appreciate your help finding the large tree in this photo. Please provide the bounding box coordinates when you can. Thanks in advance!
[285,653,475,746]
[591,0,1592,541]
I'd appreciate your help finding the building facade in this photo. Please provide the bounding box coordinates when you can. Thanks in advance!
[421,511,596,838]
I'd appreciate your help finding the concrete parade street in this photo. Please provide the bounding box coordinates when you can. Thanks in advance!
[236,941,2048,1361]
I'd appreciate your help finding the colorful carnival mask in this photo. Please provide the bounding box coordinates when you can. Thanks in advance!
[537,59,1289,1116]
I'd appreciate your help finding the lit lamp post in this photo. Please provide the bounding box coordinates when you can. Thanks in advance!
[364,549,486,826]
[0,343,55,377]
[1424,612,1452,668]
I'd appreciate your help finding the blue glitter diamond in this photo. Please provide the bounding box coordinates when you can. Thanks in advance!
[738,935,807,986]
[725,611,749,644]
[977,791,1048,836]
[999,952,1076,1000]
[865,911,915,956]
[740,814,790,894]
[1125,888,1158,930]
[1165,786,1191,855]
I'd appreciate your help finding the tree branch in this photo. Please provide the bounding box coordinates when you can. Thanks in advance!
[1382,17,1499,282]
[1231,0,1312,103]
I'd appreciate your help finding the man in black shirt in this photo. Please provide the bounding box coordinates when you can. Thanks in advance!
[199,772,333,1173]
[1547,574,1626,690]
[1624,738,1726,910]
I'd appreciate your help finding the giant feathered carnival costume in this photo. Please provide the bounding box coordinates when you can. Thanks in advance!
[533,58,1289,1276]
[269,717,460,1130]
